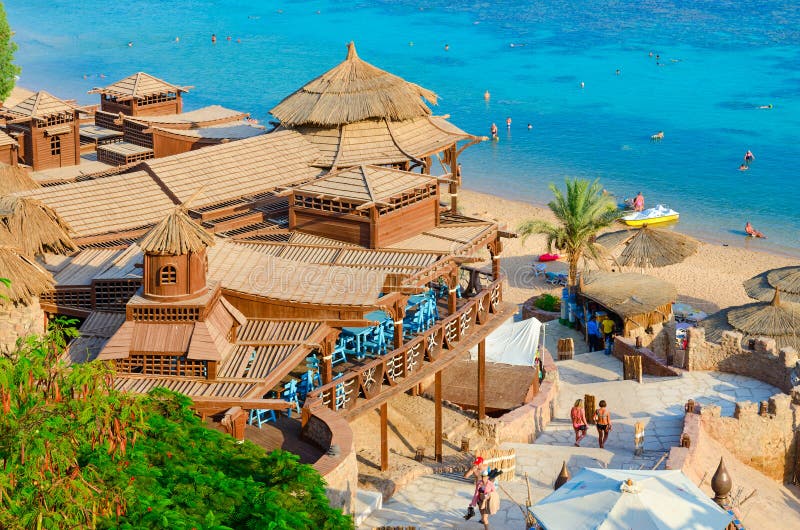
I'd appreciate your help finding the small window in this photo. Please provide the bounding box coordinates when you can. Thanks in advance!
[50,136,61,156]
[158,265,177,285]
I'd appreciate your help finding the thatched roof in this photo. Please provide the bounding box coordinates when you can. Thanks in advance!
[700,290,800,351]
[743,266,800,303]
[0,196,76,256]
[89,72,191,101]
[0,165,39,193]
[138,207,215,255]
[0,246,54,305]
[270,42,437,127]
[3,90,77,120]
[596,226,698,269]
[580,271,677,318]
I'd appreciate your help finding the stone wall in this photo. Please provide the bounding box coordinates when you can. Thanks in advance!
[700,394,798,483]
[613,336,681,377]
[476,348,559,445]
[625,320,675,361]
[686,327,798,393]
[0,299,44,353]
[302,407,358,515]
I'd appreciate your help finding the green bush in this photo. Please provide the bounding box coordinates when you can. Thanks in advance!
[534,294,561,312]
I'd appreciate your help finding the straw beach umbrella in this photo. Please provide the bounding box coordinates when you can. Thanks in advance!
[743,265,800,303]
[0,246,55,305]
[138,206,215,255]
[596,225,698,269]
[0,196,76,256]
[0,164,40,193]
[700,289,800,350]
[270,41,437,127]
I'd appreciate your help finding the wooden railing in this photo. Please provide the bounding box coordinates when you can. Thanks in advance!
[303,278,503,415]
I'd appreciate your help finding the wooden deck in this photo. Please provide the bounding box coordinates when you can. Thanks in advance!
[435,359,538,415]
[242,416,325,465]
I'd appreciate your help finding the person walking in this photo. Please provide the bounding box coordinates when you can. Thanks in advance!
[473,470,498,530]
[570,399,588,446]
[463,456,488,520]
[633,191,645,211]
[586,316,601,351]
[601,316,615,355]
[594,400,612,449]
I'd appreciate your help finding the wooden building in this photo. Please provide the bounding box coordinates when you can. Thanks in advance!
[0,129,18,166]
[2,91,82,171]
[89,72,190,117]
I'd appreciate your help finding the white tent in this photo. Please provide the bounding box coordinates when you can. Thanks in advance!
[469,316,542,366]
[531,468,733,530]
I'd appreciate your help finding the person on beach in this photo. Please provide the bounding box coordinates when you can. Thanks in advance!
[744,150,755,165]
[463,457,487,520]
[633,192,644,212]
[571,399,588,446]
[594,400,612,449]
[745,221,766,238]
[601,316,615,355]
[490,123,498,140]
[472,471,498,529]
[586,315,601,351]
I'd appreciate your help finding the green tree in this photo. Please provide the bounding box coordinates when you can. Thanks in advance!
[518,178,620,292]
[0,2,19,101]
[0,320,353,529]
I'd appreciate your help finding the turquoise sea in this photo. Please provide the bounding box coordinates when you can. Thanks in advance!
[6,0,800,255]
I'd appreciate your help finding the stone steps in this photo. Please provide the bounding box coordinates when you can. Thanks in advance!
[353,488,383,527]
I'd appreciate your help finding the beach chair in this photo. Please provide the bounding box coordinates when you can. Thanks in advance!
[305,354,320,371]
[533,263,547,278]
[363,327,387,356]
[298,369,321,401]
[248,408,276,428]
[545,271,560,285]
[331,344,347,365]
[403,307,426,339]
[557,274,568,287]
[282,380,301,417]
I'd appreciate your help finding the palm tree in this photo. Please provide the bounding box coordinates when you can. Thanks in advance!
[518,178,621,292]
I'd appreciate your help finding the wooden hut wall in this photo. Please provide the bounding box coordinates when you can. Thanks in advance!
[374,195,437,248]
[26,118,80,171]
[151,130,204,158]
[221,289,366,321]
[0,143,17,166]
[122,120,154,148]
[95,111,124,132]
[100,96,134,116]
[621,302,673,336]
[290,207,372,247]
[100,94,181,117]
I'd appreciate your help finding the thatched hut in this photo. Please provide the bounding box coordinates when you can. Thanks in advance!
[0,164,39,193]
[0,195,77,256]
[596,226,698,269]
[578,272,677,343]
[0,245,54,351]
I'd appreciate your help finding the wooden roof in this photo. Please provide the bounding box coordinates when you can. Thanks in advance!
[151,123,265,141]
[0,129,17,148]
[3,90,77,119]
[290,115,479,168]
[130,105,246,127]
[89,72,190,101]
[207,240,386,306]
[64,311,127,364]
[270,42,437,126]
[18,171,177,237]
[114,376,255,398]
[388,221,496,253]
[293,165,436,204]
[2,86,35,108]
[50,248,122,286]
[143,130,321,207]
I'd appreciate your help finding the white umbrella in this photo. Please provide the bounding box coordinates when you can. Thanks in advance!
[531,468,733,530]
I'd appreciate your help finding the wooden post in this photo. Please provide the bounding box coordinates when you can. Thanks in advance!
[380,402,389,471]
[321,354,333,385]
[448,144,458,212]
[477,339,486,421]
[584,394,596,424]
[448,271,458,315]
[435,370,443,463]
[623,355,642,383]
[393,320,403,349]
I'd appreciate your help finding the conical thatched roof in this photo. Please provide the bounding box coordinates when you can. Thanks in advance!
[0,196,76,256]
[0,246,54,305]
[0,164,40,193]
[138,207,215,255]
[596,226,698,269]
[743,265,800,303]
[270,42,437,127]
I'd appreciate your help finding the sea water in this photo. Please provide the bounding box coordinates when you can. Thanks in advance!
[6,0,800,254]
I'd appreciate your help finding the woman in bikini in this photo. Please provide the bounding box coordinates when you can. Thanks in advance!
[570,399,588,446]
[594,400,612,449]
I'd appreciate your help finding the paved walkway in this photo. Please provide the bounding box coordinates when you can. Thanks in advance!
[360,352,780,530]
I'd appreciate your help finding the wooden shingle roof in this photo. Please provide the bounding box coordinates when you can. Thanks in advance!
[143,130,321,207]
[89,72,190,101]
[3,90,77,120]
[129,105,246,127]
[0,129,17,148]
[18,171,177,237]
[293,165,436,204]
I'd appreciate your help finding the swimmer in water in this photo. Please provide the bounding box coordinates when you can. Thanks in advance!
[175,36,180,42]
[758,104,773,109]
[211,33,217,43]
[739,163,749,171]
[615,68,620,75]
[226,36,232,41]
[506,117,512,128]
[745,221,766,238]
[580,81,585,89]
[744,150,755,165]
[444,44,449,51]
[490,123,498,140]
[527,123,532,130]
[484,90,490,101]
[127,41,133,47]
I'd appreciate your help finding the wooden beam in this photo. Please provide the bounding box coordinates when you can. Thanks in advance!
[435,370,443,463]
[380,402,389,472]
[191,397,293,415]
[478,339,486,421]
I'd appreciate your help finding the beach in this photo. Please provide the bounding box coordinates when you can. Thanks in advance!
[457,188,796,311]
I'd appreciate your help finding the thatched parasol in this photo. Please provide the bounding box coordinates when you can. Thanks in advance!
[0,196,76,256]
[580,271,677,319]
[743,265,800,303]
[270,41,437,127]
[595,225,698,269]
[699,289,800,351]
[0,245,55,305]
[138,207,215,255]
[0,164,40,193]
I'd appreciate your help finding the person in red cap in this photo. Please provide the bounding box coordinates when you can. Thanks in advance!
[463,456,488,520]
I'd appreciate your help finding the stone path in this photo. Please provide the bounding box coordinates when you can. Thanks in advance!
[360,352,781,530]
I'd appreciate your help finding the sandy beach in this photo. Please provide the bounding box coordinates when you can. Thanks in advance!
[457,188,797,312]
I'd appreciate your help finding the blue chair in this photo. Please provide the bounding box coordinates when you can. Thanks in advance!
[403,308,426,339]
[248,408,276,427]
[331,344,347,365]
[363,327,387,356]
[306,354,320,371]
[282,380,301,417]
[298,369,321,401]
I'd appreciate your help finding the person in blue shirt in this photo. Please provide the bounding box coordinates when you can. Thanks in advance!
[586,316,601,352]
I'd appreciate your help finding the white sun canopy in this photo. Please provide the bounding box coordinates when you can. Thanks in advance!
[470,316,542,366]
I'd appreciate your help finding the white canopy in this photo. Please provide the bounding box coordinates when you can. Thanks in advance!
[470,316,542,366]
[531,468,733,530]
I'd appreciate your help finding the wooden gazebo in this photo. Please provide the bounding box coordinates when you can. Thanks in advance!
[2,91,82,171]
[89,72,191,117]
[270,42,483,210]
